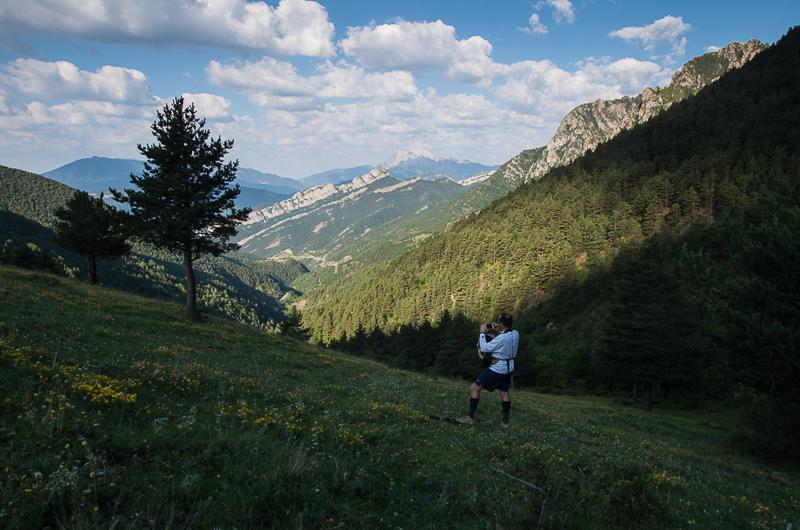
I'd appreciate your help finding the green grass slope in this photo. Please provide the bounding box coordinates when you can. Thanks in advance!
[1,265,797,529]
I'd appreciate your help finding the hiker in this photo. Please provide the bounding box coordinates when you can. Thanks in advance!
[457,313,519,428]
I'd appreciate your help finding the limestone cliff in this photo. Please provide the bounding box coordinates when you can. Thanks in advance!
[495,39,766,186]
[245,168,391,225]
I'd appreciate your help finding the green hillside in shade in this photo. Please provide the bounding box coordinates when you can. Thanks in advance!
[0,166,301,329]
[298,27,800,459]
[1,265,798,529]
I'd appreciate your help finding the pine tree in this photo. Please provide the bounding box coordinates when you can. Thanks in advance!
[708,168,800,459]
[111,97,251,321]
[51,190,131,285]
[279,307,310,341]
[596,243,697,411]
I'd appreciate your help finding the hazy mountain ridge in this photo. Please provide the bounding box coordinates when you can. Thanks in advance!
[299,165,376,188]
[234,167,305,193]
[42,157,302,207]
[42,157,144,191]
[244,168,392,225]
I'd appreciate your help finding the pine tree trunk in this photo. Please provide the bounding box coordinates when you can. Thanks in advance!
[183,248,202,322]
[642,379,652,412]
[86,253,98,285]
[632,380,639,404]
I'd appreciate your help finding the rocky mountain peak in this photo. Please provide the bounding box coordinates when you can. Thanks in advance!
[380,148,443,168]
[244,168,391,225]
[670,39,764,93]
[493,38,767,187]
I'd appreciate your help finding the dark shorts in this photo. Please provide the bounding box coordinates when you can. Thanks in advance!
[474,368,512,392]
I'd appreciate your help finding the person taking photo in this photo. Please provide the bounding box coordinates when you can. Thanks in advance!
[457,313,519,428]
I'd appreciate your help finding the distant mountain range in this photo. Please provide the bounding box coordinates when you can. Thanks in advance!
[42,157,144,191]
[295,150,498,189]
[379,148,498,181]
[235,168,470,264]
[30,39,765,281]
[40,149,497,210]
[42,157,303,209]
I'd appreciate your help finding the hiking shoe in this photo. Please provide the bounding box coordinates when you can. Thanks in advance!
[500,420,509,429]
[456,415,474,425]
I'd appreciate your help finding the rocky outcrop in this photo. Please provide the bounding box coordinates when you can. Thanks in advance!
[245,168,391,225]
[494,39,767,187]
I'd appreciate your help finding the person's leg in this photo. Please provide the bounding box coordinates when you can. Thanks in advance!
[499,390,510,426]
[458,382,482,423]
[468,383,481,417]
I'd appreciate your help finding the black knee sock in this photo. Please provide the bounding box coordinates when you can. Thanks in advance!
[502,400,510,422]
[468,397,480,417]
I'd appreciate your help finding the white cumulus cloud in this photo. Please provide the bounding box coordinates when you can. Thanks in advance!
[314,61,420,101]
[609,15,691,56]
[206,57,420,109]
[338,19,498,85]
[0,59,155,104]
[181,93,233,120]
[494,59,644,119]
[576,57,666,93]
[536,0,576,25]
[0,0,336,57]
[520,14,548,35]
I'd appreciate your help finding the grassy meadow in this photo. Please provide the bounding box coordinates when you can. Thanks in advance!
[0,265,797,529]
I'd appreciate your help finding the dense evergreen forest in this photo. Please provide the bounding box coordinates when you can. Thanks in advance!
[301,27,800,458]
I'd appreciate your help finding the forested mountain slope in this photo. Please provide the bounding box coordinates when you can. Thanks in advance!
[292,39,766,288]
[0,167,301,328]
[301,27,800,457]
[301,33,782,341]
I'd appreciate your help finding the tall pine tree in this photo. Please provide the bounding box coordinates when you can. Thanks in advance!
[111,97,250,321]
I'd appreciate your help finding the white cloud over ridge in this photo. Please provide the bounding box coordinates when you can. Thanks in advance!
[495,60,622,118]
[609,15,691,56]
[0,0,336,57]
[576,57,667,93]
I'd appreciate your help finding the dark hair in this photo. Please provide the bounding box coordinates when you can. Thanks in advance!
[498,313,513,328]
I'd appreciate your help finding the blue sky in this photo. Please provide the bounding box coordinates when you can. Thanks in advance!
[0,0,797,179]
